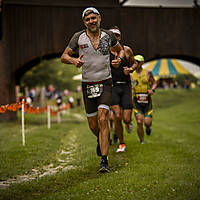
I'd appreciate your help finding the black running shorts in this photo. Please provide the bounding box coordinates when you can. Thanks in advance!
[82,79,112,117]
[111,83,133,109]
[133,96,153,117]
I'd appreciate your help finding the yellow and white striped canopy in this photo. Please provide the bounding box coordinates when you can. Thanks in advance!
[143,58,190,80]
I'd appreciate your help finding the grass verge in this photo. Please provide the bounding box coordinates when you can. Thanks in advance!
[0,88,200,200]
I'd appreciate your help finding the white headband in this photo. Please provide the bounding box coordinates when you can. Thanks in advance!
[82,7,100,19]
[109,29,121,35]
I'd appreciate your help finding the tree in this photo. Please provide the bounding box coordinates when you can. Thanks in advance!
[21,58,81,91]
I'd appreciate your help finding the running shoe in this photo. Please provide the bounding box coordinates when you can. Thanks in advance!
[113,132,118,144]
[125,121,133,134]
[146,128,152,136]
[96,138,102,156]
[116,143,126,152]
[99,159,110,173]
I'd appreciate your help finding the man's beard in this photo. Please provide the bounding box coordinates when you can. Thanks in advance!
[88,22,100,33]
[89,27,98,32]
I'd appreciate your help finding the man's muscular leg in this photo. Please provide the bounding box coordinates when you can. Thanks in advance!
[112,105,124,144]
[123,109,132,125]
[87,115,99,137]
[98,108,110,156]
[136,114,144,143]
[144,117,152,130]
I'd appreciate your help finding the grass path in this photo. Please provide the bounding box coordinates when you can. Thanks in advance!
[0,112,84,187]
[0,132,78,187]
[0,88,200,200]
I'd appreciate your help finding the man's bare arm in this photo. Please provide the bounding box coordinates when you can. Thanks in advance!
[124,46,137,72]
[124,46,134,65]
[147,70,157,95]
[123,46,136,74]
[111,43,124,59]
[111,43,125,68]
[61,48,84,68]
[148,71,157,90]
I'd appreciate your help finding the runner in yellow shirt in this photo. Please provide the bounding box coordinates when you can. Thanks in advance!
[131,55,157,144]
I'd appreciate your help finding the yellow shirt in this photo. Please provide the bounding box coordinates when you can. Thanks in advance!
[132,68,150,94]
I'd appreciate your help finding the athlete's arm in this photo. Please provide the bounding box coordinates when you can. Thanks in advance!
[147,70,157,95]
[61,48,84,68]
[124,46,137,72]
[113,43,125,60]
[123,46,136,75]
[61,47,76,64]
[111,43,125,68]
[61,31,84,68]
[124,46,134,64]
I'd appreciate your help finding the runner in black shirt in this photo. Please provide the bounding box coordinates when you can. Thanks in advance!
[110,26,136,152]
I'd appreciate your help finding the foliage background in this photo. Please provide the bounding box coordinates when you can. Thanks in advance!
[21,58,81,91]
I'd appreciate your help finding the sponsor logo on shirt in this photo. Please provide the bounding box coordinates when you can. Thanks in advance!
[80,44,89,49]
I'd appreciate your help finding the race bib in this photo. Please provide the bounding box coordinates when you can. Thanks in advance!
[136,94,148,103]
[87,84,103,98]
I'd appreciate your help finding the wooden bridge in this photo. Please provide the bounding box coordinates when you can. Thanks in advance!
[0,0,200,120]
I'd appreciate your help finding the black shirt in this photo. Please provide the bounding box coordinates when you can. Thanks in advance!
[110,47,131,84]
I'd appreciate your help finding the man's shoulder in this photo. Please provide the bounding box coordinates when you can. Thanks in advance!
[143,68,153,77]
[67,30,86,50]
[124,45,132,53]
[73,29,86,37]
[124,45,131,50]
[143,68,151,73]
[101,29,118,46]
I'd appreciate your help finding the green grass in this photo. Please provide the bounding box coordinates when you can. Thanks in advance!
[0,88,200,200]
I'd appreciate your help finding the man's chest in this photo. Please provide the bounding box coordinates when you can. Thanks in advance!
[78,33,111,55]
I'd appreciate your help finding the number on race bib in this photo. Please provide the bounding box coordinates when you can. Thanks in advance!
[87,84,103,98]
[136,94,148,103]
